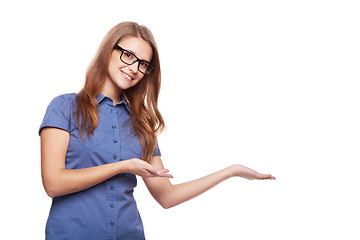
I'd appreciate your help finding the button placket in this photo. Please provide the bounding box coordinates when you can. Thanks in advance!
[105,178,117,237]
[106,106,119,238]
[110,106,120,163]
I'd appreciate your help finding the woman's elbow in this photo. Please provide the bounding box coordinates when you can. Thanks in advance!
[157,197,177,209]
[160,201,173,209]
[160,203,172,209]
[43,183,60,198]
[44,189,57,198]
[42,178,64,198]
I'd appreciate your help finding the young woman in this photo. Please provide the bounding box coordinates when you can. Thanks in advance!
[39,21,275,240]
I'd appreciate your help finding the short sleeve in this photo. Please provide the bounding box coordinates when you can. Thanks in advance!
[153,141,161,156]
[38,94,76,136]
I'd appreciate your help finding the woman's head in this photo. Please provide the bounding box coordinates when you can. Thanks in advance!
[85,22,161,99]
[104,36,153,101]
[76,22,164,162]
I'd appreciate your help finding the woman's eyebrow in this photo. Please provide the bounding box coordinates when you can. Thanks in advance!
[126,48,151,62]
[126,48,137,55]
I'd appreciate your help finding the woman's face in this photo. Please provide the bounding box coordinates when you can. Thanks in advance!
[105,37,153,95]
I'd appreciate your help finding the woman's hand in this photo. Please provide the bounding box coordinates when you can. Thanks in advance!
[229,164,276,180]
[124,158,173,179]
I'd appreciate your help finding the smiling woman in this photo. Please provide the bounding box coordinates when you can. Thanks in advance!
[39,21,275,240]
[75,22,163,163]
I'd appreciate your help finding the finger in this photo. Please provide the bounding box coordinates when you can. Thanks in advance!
[155,169,173,178]
[158,174,173,178]
[142,170,157,178]
[255,173,275,180]
[143,167,160,178]
[156,169,169,174]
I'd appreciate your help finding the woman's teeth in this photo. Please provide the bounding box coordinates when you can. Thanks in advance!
[122,72,133,80]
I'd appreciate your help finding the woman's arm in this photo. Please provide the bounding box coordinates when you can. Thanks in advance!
[143,156,275,209]
[41,127,171,198]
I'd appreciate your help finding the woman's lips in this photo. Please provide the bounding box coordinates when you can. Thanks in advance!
[121,71,134,81]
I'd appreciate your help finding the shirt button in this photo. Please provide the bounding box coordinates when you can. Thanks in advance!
[110,221,115,226]
[113,139,118,143]
[110,203,115,208]
[110,186,115,191]
[113,155,117,160]
[112,125,116,129]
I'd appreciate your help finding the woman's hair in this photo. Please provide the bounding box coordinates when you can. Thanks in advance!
[75,22,164,162]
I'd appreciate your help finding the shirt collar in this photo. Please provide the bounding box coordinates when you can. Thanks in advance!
[96,93,131,112]
[96,93,107,104]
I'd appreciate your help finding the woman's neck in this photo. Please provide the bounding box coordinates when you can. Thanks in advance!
[101,79,122,105]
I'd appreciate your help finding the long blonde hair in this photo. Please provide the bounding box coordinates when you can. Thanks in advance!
[76,22,164,162]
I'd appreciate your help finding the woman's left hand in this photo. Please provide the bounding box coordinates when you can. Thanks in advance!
[229,164,276,180]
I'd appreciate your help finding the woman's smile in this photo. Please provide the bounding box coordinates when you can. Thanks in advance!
[121,70,135,81]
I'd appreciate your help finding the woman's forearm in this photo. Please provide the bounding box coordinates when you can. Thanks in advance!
[144,157,275,209]
[160,166,233,209]
[43,161,127,198]
[43,158,172,198]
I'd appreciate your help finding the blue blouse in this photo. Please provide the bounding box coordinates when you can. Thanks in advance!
[39,93,160,240]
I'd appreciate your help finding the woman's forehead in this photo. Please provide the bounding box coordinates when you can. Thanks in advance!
[117,37,153,62]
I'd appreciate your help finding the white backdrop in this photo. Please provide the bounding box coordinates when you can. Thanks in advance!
[1,0,359,239]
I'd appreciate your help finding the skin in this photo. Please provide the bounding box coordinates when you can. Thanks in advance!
[41,37,275,208]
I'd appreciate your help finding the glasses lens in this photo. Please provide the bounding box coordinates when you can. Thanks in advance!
[138,61,151,74]
[120,51,135,65]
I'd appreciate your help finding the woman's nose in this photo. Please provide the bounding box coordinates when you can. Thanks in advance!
[128,61,139,73]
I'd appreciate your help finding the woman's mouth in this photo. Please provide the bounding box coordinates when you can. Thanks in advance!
[121,71,134,81]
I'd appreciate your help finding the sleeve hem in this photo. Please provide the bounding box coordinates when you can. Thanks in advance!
[39,121,70,136]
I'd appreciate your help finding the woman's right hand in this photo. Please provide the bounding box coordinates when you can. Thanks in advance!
[124,158,173,179]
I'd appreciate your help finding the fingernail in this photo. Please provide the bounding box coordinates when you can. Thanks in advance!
[156,170,160,175]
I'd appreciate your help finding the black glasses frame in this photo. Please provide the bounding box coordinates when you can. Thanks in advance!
[114,45,155,75]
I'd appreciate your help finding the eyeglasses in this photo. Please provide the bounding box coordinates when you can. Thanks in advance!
[114,45,155,75]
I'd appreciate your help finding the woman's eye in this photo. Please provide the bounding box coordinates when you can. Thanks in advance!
[124,52,133,58]
[140,61,149,68]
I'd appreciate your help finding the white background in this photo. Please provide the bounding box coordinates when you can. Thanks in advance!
[1,0,359,239]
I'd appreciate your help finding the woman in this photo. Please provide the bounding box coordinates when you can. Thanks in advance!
[39,21,275,240]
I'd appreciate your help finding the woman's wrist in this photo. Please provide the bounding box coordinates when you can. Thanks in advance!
[222,165,236,179]
[115,159,132,174]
